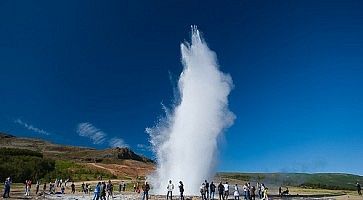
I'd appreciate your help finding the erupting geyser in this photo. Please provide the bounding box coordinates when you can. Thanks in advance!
[147,26,235,195]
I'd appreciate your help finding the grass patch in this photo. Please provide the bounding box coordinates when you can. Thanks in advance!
[43,160,116,182]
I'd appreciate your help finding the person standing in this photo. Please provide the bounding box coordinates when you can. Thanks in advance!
[71,182,76,194]
[36,181,40,194]
[43,182,47,194]
[260,183,265,199]
[24,180,27,196]
[218,182,224,200]
[85,183,91,194]
[142,181,150,200]
[250,186,255,200]
[3,177,11,198]
[101,182,107,200]
[107,180,114,200]
[25,180,32,196]
[123,182,126,191]
[61,185,65,194]
[179,181,184,200]
[205,180,210,200]
[233,184,239,200]
[262,187,268,200]
[167,180,174,200]
[82,182,85,193]
[93,182,101,200]
[223,182,229,200]
[210,182,216,200]
[200,183,207,200]
[256,182,261,199]
[242,184,248,200]
[357,183,362,195]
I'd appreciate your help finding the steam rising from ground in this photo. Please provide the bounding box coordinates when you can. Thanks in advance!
[147,26,235,195]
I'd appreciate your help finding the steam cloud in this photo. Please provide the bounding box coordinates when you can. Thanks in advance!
[147,26,235,194]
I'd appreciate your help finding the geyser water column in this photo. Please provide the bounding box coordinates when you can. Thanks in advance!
[147,26,235,195]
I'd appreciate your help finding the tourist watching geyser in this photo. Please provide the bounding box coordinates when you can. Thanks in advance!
[179,181,185,200]
[167,180,174,200]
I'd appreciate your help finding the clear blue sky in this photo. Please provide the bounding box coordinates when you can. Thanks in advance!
[1,0,363,175]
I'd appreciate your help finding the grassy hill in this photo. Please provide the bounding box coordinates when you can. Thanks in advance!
[1,132,362,191]
[0,132,155,182]
[217,172,363,191]
[0,132,153,163]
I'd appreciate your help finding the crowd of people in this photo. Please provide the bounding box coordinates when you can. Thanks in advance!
[92,180,114,200]
[1,176,144,199]
[3,176,363,199]
[164,180,268,200]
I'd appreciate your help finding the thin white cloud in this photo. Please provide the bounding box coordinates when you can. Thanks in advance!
[109,137,128,148]
[77,122,106,144]
[77,122,128,148]
[14,119,51,135]
[137,143,150,151]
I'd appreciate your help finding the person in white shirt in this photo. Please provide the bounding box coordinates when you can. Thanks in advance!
[242,184,248,200]
[223,182,229,200]
[167,180,174,200]
[233,184,239,200]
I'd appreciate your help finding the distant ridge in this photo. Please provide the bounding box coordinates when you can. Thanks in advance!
[0,131,154,163]
[216,172,363,191]
[0,132,15,138]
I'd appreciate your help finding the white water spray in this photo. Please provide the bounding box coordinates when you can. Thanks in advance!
[147,26,235,195]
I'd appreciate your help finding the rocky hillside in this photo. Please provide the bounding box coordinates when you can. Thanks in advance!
[0,132,153,163]
[0,132,155,180]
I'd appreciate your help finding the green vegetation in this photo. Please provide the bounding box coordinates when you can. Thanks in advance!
[43,160,117,182]
[0,148,116,183]
[217,172,363,191]
[300,173,362,190]
[0,148,55,182]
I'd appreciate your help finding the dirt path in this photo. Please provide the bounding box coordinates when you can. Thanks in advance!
[88,162,118,175]
[86,162,155,179]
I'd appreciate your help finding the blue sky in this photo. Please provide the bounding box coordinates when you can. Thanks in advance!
[1,0,363,175]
